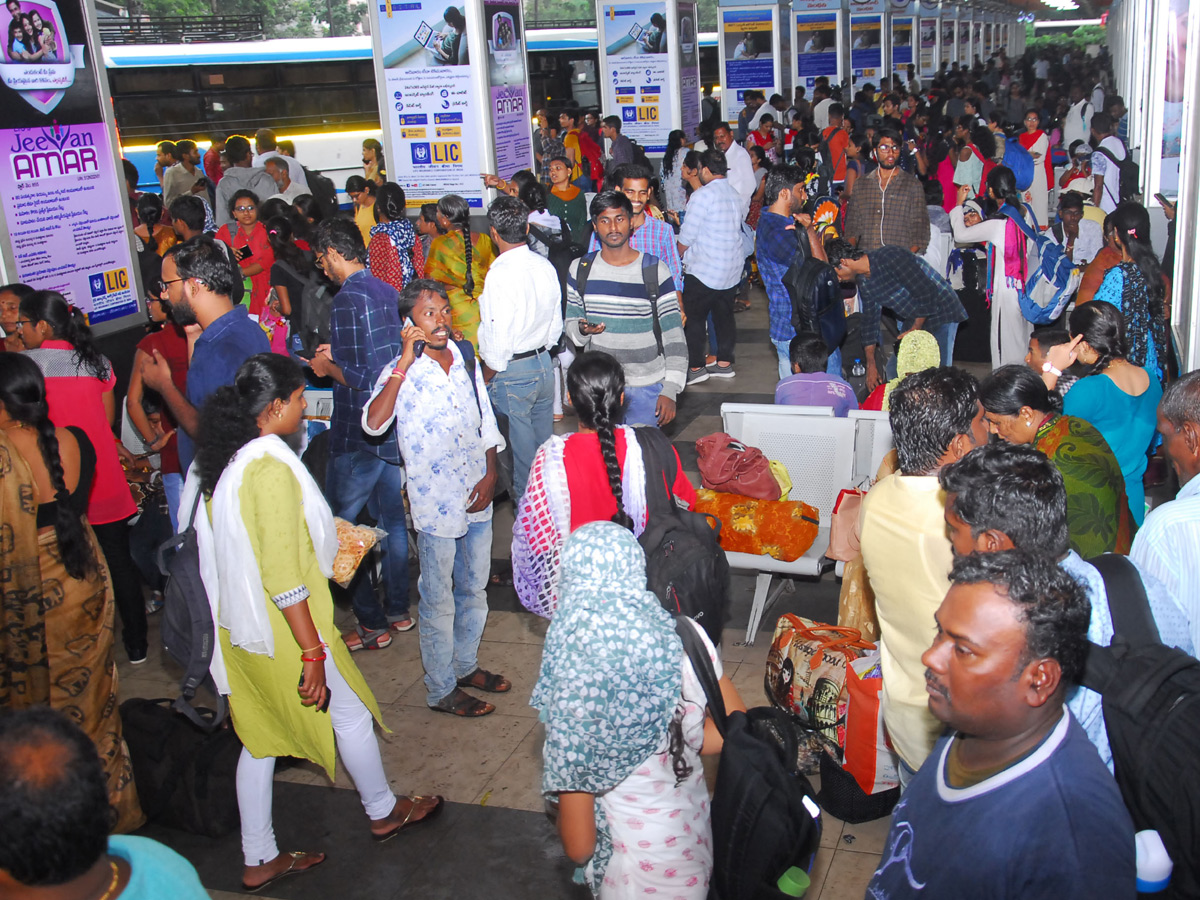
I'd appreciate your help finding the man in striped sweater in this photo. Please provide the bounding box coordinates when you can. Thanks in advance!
[564,190,687,426]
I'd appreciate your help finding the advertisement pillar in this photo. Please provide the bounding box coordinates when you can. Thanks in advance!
[887,1,916,83]
[0,0,141,333]
[793,0,841,94]
[369,0,533,212]
[848,0,885,86]
[717,3,782,128]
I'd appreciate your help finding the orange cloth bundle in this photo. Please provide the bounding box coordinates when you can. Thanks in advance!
[693,488,820,561]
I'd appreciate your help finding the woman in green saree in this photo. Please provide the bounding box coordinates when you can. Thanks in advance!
[423,193,495,349]
[979,365,1134,557]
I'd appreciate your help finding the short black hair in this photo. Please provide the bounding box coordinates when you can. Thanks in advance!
[312,216,367,263]
[699,148,728,176]
[601,115,622,131]
[0,708,114,886]
[121,158,139,190]
[827,102,845,119]
[156,139,179,160]
[611,162,653,187]
[949,550,1091,687]
[589,189,633,220]
[175,234,237,296]
[175,139,197,157]
[487,194,530,243]
[889,366,980,476]
[763,164,804,206]
[397,277,448,320]
[223,135,252,164]
[227,188,259,216]
[169,195,207,233]
[1030,327,1071,353]
[824,237,864,269]
[1091,112,1113,135]
[559,108,580,126]
[940,443,1069,557]
[789,332,828,374]
[979,365,1058,417]
[1058,191,1084,211]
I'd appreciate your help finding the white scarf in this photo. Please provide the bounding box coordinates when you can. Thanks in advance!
[182,434,336,694]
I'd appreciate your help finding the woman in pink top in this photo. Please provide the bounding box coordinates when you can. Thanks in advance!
[18,291,148,663]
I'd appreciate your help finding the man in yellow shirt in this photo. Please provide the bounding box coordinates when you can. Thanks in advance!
[860,366,989,787]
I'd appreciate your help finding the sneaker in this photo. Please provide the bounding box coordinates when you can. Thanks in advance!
[129,652,148,666]
[707,363,736,378]
[145,591,164,615]
[687,367,710,386]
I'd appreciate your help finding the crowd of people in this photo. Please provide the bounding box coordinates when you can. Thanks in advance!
[0,37,1196,900]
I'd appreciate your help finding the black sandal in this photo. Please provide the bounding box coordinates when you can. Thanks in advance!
[457,667,512,693]
[430,687,495,717]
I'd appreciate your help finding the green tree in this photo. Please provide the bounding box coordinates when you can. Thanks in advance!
[308,0,367,36]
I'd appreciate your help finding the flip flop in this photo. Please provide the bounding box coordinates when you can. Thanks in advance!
[241,850,326,893]
[371,795,446,843]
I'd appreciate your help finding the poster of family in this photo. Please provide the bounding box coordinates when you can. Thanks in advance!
[1,0,95,123]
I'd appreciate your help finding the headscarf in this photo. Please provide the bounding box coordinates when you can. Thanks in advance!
[531,521,683,886]
[882,330,941,411]
[370,218,417,285]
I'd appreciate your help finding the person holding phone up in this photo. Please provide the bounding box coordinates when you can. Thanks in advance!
[215,189,275,319]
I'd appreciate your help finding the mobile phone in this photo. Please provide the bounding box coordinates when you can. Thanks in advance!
[299,672,331,713]
[235,245,252,261]
[404,316,425,357]
[1154,193,1174,209]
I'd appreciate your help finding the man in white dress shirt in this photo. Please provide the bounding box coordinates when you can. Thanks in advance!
[252,127,308,191]
[711,123,755,219]
[1132,372,1200,651]
[477,195,563,503]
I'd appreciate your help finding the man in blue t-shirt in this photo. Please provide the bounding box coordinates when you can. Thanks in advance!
[867,551,1135,899]
[775,332,858,417]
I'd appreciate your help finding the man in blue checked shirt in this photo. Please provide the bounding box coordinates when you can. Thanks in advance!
[309,218,412,650]
[588,162,683,295]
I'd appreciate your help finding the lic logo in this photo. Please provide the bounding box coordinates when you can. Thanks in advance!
[411,143,432,165]
[89,273,105,295]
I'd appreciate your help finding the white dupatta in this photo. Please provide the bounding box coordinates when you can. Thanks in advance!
[182,434,336,694]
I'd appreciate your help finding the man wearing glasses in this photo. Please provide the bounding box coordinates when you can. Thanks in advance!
[842,129,930,256]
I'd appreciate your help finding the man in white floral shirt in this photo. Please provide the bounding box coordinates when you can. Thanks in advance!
[363,279,511,717]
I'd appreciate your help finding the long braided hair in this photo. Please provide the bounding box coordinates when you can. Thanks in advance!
[437,193,475,297]
[0,354,97,579]
[567,351,633,530]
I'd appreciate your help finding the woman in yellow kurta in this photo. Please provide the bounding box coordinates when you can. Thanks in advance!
[187,353,442,894]
[423,193,495,349]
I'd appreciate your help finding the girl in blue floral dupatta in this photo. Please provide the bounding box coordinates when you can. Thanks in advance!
[532,522,745,898]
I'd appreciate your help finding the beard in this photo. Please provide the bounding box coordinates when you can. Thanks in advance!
[877,157,898,170]
[167,295,198,326]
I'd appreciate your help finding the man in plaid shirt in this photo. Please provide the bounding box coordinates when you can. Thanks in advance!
[310,218,412,648]
[588,162,683,294]
[843,130,930,254]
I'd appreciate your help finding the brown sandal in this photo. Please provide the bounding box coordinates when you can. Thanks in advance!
[371,795,445,842]
[457,667,512,693]
[241,850,326,893]
[430,687,495,717]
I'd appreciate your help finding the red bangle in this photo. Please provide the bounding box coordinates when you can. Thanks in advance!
[300,652,326,663]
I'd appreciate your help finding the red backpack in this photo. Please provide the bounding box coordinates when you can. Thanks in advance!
[575,129,604,182]
[969,144,997,198]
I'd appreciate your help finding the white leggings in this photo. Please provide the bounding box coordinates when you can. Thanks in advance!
[236,653,396,866]
[553,344,575,415]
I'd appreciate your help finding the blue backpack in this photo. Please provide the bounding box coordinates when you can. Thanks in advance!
[999,204,1081,325]
[1003,138,1035,192]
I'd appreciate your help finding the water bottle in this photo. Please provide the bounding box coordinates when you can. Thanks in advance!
[851,357,866,377]
[1135,830,1173,893]
[776,866,811,897]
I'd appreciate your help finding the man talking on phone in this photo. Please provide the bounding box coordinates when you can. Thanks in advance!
[564,191,686,427]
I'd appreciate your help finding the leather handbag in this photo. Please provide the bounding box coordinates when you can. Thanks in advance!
[695,432,781,500]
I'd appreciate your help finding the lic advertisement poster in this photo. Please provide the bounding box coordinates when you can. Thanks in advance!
[601,2,672,153]
[376,0,482,208]
[849,16,881,79]
[919,17,936,76]
[795,12,837,89]
[891,18,912,77]
[958,19,969,62]
[483,0,532,178]
[722,7,774,107]
[0,0,137,323]
[940,17,954,65]
[676,0,700,144]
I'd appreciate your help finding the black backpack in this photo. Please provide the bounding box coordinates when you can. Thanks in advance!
[575,250,666,356]
[156,489,227,730]
[274,258,332,358]
[1082,553,1200,900]
[527,219,576,312]
[676,617,823,900]
[635,427,731,647]
[1094,142,1140,204]
[302,166,340,221]
[783,247,847,352]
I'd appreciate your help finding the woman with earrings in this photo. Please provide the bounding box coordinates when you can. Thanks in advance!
[1088,203,1170,382]
[0,354,143,832]
[512,351,695,619]
[368,182,422,293]
[187,353,442,893]
[423,193,495,350]
[1040,301,1162,526]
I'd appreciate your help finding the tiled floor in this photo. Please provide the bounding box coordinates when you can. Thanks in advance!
[119,294,887,899]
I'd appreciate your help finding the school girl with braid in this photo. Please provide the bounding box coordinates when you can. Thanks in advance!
[423,192,495,350]
[512,351,696,618]
[0,354,144,832]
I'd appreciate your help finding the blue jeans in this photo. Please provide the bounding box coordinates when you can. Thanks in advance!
[163,472,183,533]
[486,351,554,502]
[326,451,410,630]
[416,519,492,705]
[773,338,843,381]
[624,382,663,427]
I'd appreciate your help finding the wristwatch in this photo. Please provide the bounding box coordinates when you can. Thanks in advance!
[1041,362,1062,377]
